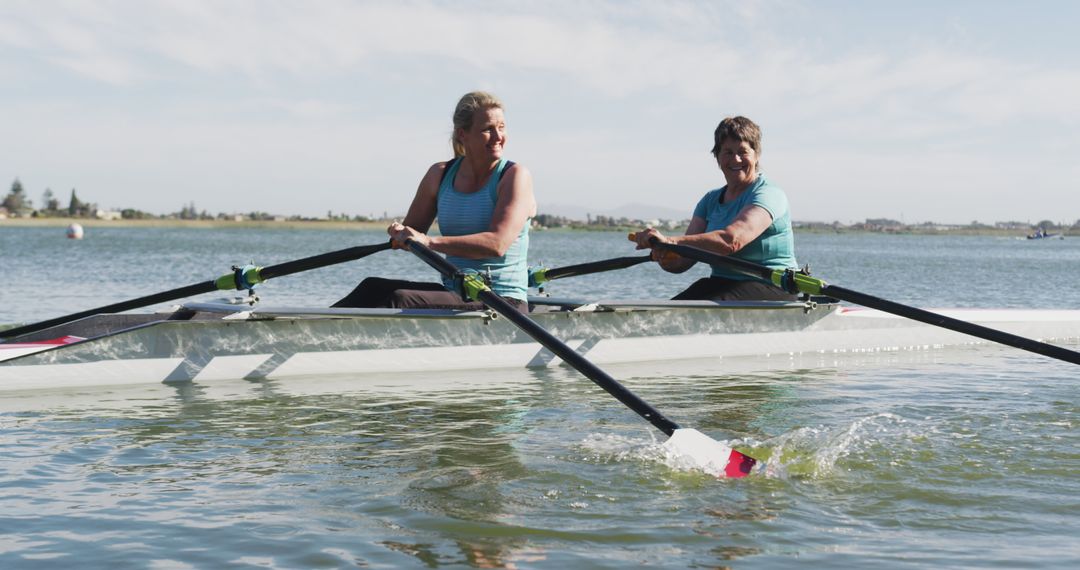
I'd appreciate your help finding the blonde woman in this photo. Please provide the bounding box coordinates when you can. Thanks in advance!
[334,92,536,311]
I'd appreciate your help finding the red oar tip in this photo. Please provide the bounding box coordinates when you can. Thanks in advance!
[665,428,758,479]
[724,449,757,479]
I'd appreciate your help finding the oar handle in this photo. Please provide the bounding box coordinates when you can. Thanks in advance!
[534,255,653,285]
[406,239,683,436]
[406,239,461,281]
[625,233,683,265]
[632,234,774,281]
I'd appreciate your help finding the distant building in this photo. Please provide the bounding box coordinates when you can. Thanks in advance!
[917,222,961,232]
[94,209,123,221]
[863,218,905,232]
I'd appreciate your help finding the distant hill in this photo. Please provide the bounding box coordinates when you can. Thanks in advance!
[540,202,689,222]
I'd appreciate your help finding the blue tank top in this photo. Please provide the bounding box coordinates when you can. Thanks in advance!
[437,157,530,301]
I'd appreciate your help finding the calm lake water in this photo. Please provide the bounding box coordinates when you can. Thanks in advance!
[1,226,1079,568]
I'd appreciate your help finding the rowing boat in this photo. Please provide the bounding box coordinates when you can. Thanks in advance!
[0,296,835,390]
[2,295,1078,392]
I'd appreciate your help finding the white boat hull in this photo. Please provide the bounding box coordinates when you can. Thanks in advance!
[2,299,834,390]
[2,299,1078,392]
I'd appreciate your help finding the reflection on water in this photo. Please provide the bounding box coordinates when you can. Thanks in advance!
[2,328,1079,566]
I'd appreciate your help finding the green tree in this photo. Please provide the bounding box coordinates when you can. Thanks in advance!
[178,201,198,220]
[121,208,154,220]
[68,189,83,216]
[41,188,60,214]
[3,178,28,212]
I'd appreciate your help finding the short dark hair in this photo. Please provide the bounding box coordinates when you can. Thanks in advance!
[711,116,762,158]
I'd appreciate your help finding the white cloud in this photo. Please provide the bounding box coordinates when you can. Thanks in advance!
[2,0,1079,223]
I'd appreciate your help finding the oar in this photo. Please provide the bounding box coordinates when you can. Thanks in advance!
[0,241,393,340]
[529,254,652,288]
[635,235,1080,366]
[407,239,757,478]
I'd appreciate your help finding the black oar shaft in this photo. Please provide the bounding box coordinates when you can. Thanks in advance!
[408,241,681,436]
[0,282,217,339]
[824,284,1080,366]
[258,242,391,280]
[650,239,1080,366]
[650,240,769,281]
[490,293,681,435]
[1,241,392,341]
[543,255,652,281]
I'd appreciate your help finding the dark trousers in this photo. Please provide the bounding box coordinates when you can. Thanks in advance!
[673,277,797,301]
[332,277,528,312]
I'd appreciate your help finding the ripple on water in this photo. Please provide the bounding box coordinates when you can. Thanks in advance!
[2,329,1080,567]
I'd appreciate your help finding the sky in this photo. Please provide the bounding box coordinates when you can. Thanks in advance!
[2,0,1079,225]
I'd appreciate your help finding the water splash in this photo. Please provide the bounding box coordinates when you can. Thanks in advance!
[576,413,922,481]
[578,432,657,463]
[755,412,913,479]
[577,430,756,479]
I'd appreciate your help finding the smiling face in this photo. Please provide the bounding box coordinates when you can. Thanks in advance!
[456,107,506,162]
[716,138,758,190]
[710,116,762,192]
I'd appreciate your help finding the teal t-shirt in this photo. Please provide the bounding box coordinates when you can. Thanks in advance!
[691,174,797,281]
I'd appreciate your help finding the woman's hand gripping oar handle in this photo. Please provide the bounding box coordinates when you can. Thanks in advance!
[627,232,682,265]
[406,238,758,478]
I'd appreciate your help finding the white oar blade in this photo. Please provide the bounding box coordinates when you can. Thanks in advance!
[664,428,757,479]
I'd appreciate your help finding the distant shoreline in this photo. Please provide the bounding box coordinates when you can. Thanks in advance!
[793,227,1070,237]
[0,216,1071,238]
[0,217,389,231]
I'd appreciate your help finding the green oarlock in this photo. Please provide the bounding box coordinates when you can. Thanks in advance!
[529,267,550,287]
[462,273,491,301]
[770,270,826,295]
[213,265,265,291]
[792,273,826,295]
